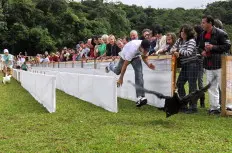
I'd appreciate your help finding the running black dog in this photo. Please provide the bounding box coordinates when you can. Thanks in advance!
[128,76,216,118]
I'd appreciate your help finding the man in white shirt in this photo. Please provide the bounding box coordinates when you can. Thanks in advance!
[106,39,155,107]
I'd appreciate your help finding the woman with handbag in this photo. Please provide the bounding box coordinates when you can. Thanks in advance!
[171,25,199,114]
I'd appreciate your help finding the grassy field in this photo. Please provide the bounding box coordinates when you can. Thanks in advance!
[0,77,232,153]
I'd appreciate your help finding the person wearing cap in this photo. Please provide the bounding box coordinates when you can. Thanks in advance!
[105,39,155,107]
[2,49,13,76]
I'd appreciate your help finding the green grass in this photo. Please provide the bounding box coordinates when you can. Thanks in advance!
[0,76,232,153]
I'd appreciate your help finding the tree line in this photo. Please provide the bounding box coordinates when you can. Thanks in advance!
[0,0,231,55]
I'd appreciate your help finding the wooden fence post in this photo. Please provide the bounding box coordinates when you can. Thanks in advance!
[221,55,227,116]
[171,55,177,96]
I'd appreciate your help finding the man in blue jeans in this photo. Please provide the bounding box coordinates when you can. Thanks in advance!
[105,39,155,107]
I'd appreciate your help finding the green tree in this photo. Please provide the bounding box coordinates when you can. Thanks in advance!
[28,27,56,55]
[0,0,231,55]
[8,23,29,54]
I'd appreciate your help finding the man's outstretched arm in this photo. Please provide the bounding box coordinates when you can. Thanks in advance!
[118,60,130,86]
[142,55,155,70]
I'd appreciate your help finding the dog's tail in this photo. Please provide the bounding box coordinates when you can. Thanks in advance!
[128,80,171,99]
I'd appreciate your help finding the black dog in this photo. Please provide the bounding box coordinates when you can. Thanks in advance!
[128,76,216,118]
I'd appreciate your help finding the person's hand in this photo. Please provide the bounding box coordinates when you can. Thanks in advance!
[148,63,155,70]
[117,78,123,87]
[173,51,179,58]
[170,48,177,53]
[155,50,163,55]
[205,44,213,51]
[201,51,207,57]
[150,52,156,56]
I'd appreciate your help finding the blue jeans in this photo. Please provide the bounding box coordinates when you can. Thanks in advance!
[177,62,199,109]
[109,57,145,98]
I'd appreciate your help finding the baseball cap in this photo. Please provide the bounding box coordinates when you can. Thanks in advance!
[141,39,150,51]
[4,49,9,53]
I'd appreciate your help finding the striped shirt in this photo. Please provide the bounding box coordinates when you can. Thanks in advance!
[173,38,198,64]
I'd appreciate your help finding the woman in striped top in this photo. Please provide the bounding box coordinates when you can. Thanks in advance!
[171,24,199,114]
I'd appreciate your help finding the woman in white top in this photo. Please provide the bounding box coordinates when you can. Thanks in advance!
[152,26,166,55]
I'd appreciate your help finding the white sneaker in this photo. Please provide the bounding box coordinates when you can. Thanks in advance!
[136,96,147,107]
[105,62,112,73]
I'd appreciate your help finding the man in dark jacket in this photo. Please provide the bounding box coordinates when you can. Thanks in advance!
[199,15,231,114]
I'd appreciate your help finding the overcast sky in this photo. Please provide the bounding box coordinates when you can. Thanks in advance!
[108,0,225,9]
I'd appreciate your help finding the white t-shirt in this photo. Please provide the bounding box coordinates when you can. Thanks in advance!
[40,58,44,63]
[154,35,167,52]
[119,40,142,61]
[80,48,90,58]
[43,57,50,63]
[17,59,22,66]
[2,54,13,68]
[20,57,25,63]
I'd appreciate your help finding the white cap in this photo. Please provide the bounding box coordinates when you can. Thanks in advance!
[4,49,9,53]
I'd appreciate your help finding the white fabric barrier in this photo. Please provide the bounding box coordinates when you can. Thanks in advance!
[20,71,56,113]
[32,58,173,108]
[13,69,17,79]
[57,72,117,112]
[29,69,118,112]
[17,70,21,82]
[12,69,22,82]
